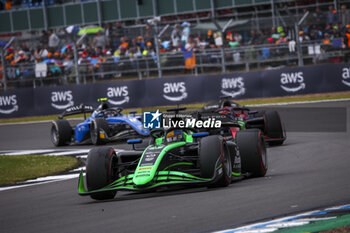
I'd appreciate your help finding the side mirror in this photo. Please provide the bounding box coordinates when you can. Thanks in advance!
[127,139,142,144]
[248,111,258,115]
[192,132,209,138]
[127,139,143,150]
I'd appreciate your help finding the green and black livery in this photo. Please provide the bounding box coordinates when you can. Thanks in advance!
[78,123,267,200]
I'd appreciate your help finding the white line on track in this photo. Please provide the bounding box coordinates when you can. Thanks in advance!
[325,204,350,211]
[0,149,90,156]
[0,165,86,192]
[214,205,350,233]
[45,150,90,156]
[24,173,82,183]
[0,149,60,156]
[234,229,277,233]
[0,118,84,126]
[0,120,54,126]
[71,167,86,172]
[0,148,126,191]
[0,172,83,192]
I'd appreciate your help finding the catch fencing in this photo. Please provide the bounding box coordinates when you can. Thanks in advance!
[1,41,346,89]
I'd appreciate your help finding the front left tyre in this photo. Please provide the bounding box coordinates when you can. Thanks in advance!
[51,119,72,146]
[236,129,267,177]
[86,147,117,200]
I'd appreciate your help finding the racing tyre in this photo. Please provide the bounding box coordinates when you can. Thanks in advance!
[90,118,109,145]
[199,135,231,187]
[51,120,72,146]
[264,111,285,146]
[86,147,117,200]
[236,129,267,177]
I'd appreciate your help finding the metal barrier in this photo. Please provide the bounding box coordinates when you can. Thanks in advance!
[0,40,347,90]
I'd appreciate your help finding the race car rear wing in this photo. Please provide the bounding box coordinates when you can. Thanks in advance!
[194,111,242,128]
[58,104,94,119]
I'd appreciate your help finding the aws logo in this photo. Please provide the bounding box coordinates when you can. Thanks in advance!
[107,86,129,105]
[0,95,18,114]
[280,72,306,92]
[163,82,188,102]
[51,91,74,110]
[341,68,350,87]
[221,77,246,98]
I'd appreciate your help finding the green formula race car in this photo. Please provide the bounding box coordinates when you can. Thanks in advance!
[78,126,267,200]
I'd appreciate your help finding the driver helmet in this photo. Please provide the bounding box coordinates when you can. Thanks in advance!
[222,100,232,107]
[166,130,184,143]
[97,101,109,111]
[222,100,239,108]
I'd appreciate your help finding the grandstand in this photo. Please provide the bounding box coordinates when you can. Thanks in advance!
[0,0,350,90]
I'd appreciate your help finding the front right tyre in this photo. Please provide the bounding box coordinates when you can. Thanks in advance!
[264,111,285,146]
[199,135,232,187]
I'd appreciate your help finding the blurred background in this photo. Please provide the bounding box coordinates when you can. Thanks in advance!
[0,0,349,90]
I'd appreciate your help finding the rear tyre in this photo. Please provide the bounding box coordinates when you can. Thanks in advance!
[90,118,109,145]
[264,111,285,146]
[50,119,72,146]
[236,129,267,177]
[86,147,117,200]
[199,135,231,187]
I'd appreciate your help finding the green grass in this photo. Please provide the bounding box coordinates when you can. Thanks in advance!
[0,155,81,186]
[1,91,350,124]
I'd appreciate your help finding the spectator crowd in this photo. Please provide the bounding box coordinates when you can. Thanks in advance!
[1,0,70,11]
[1,4,350,87]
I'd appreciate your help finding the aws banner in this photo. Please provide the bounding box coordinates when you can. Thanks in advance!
[33,85,95,115]
[0,89,34,118]
[0,63,349,118]
[259,63,350,97]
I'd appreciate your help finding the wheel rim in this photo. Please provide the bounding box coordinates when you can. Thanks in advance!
[223,146,232,177]
[260,137,267,168]
[90,123,98,143]
[51,126,58,144]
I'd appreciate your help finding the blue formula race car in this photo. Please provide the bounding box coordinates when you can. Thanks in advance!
[50,99,149,146]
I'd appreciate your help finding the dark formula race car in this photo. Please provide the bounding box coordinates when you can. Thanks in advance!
[50,99,149,146]
[78,117,268,200]
[203,97,286,146]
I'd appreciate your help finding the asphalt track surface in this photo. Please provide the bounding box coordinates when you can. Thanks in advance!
[1,101,350,233]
